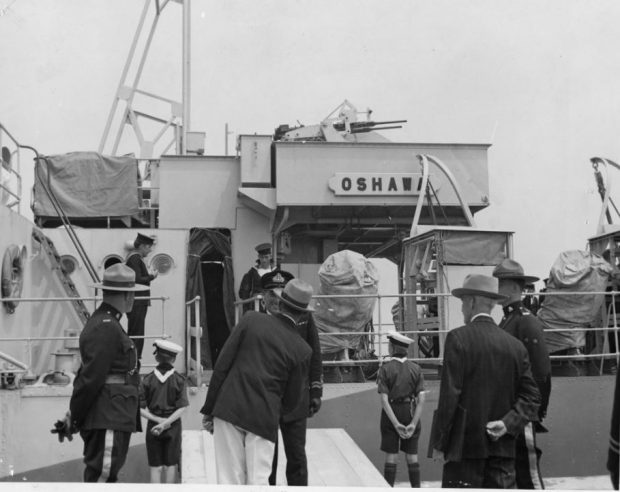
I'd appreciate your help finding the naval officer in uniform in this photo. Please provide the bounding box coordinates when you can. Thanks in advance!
[126,232,158,359]
[53,263,148,482]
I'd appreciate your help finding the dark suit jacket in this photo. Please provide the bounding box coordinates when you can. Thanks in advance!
[200,311,311,442]
[433,314,541,460]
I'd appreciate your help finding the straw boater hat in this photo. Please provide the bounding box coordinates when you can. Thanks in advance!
[255,242,272,255]
[387,332,414,349]
[451,274,507,301]
[492,258,539,284]
[91,263,149,292]
[261,268,294,291]
[153,339,183,357]
[274,278,314,312]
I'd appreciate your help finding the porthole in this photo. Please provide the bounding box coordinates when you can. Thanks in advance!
[60,255,78,275]
[150,253,174,275]
[1,244,24,314]
[102,254,123,270]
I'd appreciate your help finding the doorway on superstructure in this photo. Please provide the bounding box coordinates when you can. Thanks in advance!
[186,228,234,371]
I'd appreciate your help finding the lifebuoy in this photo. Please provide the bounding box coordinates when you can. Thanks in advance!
[1,245,24,314]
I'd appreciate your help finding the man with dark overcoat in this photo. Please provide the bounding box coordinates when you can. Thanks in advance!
[431,274,541,488]
[494,258,552,489]
[200,279,314,485]
[238,242,274,312]
[52,263,148,482]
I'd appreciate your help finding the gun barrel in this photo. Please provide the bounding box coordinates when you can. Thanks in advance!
[350,125,403,134]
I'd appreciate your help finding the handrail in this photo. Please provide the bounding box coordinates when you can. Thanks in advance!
[185,295,202,386]
[410,154,476,237]
[0,122,37,213]
[34,156,100,282]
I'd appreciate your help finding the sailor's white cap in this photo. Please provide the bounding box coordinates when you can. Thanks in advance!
[387,331,413,348]
[153,339,183,356]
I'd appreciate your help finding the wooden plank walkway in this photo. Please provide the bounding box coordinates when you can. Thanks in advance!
[182,428,388,487]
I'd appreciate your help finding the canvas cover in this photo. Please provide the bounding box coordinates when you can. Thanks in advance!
[314,250,379,354]
[538,250,612,353]
[32,152,139,217]
[440,230,508,265]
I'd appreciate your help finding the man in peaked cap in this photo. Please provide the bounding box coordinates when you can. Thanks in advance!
[200,279,314,485]
[494,258,551,489]
[126,233,159,359]
[52,263,148,482]
[431,274,541,489]
[261,270,323,487]
[238,242,274,313]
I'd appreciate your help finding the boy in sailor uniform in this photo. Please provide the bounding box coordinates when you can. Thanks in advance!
[377,332,426,487]
[140,339,189,483]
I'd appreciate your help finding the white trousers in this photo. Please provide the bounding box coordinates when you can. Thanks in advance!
[213,417,275,485]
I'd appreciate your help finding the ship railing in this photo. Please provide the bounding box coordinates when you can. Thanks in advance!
[0,295,170,376]
[236,290,620,374]
[185,295,202,386]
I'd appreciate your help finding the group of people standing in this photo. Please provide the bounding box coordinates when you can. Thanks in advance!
[50,235,620,489]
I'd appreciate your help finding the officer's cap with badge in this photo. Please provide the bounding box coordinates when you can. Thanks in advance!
[135,233,155,247]
[91,263,149,292]
[153,339,183,358]
[387,331,414,349]
[492,258,539,284]
[261,268,295,291]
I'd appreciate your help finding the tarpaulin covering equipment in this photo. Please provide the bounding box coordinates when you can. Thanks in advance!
[32,152,139,218]
[314,250,379,354]
[538,250,612,353]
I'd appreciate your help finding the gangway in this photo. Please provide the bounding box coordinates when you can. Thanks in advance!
[182,428,388,486]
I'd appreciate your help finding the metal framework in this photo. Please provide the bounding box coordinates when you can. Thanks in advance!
[99,0,190,158]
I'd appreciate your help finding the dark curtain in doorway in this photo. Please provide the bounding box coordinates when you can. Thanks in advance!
[186,228,235,369]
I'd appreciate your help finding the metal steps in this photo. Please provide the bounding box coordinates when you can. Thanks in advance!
[32,228,90,324]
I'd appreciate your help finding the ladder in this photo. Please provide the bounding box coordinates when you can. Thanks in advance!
[32,228,90,325]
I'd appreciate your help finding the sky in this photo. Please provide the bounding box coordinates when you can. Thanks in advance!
[2,0,620,281]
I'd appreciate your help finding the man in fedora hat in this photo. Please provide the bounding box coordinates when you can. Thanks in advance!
[126,232,159,359]
[52,263,148,482]
[431,274,541,489]
[494,258,551,489]
[238,242,274,313]
[261,269,323,487]
[200,278,314,485]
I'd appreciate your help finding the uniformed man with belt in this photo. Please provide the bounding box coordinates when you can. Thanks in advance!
[494,258,552,490]
[52,263,148,482]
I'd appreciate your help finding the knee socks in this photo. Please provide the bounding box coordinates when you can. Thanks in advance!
[383,462,397,487]
[408,462,420,487]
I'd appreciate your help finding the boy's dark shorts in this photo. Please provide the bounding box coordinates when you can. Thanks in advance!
[380,403,421,454]
[145,420,182,467]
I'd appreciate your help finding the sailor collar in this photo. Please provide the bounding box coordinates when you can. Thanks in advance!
[388,356,408,363]
[154,366,176,383]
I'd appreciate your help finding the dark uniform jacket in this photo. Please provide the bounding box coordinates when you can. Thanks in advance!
[500,301,552,421]
[140,367,189,418]
[201,311,312,442]
[126,253,155,306]
[433,315,541,459]
[377,357,425,402]
[238,267,262,301]
[70,302,140,432]
[282,313,323,422]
